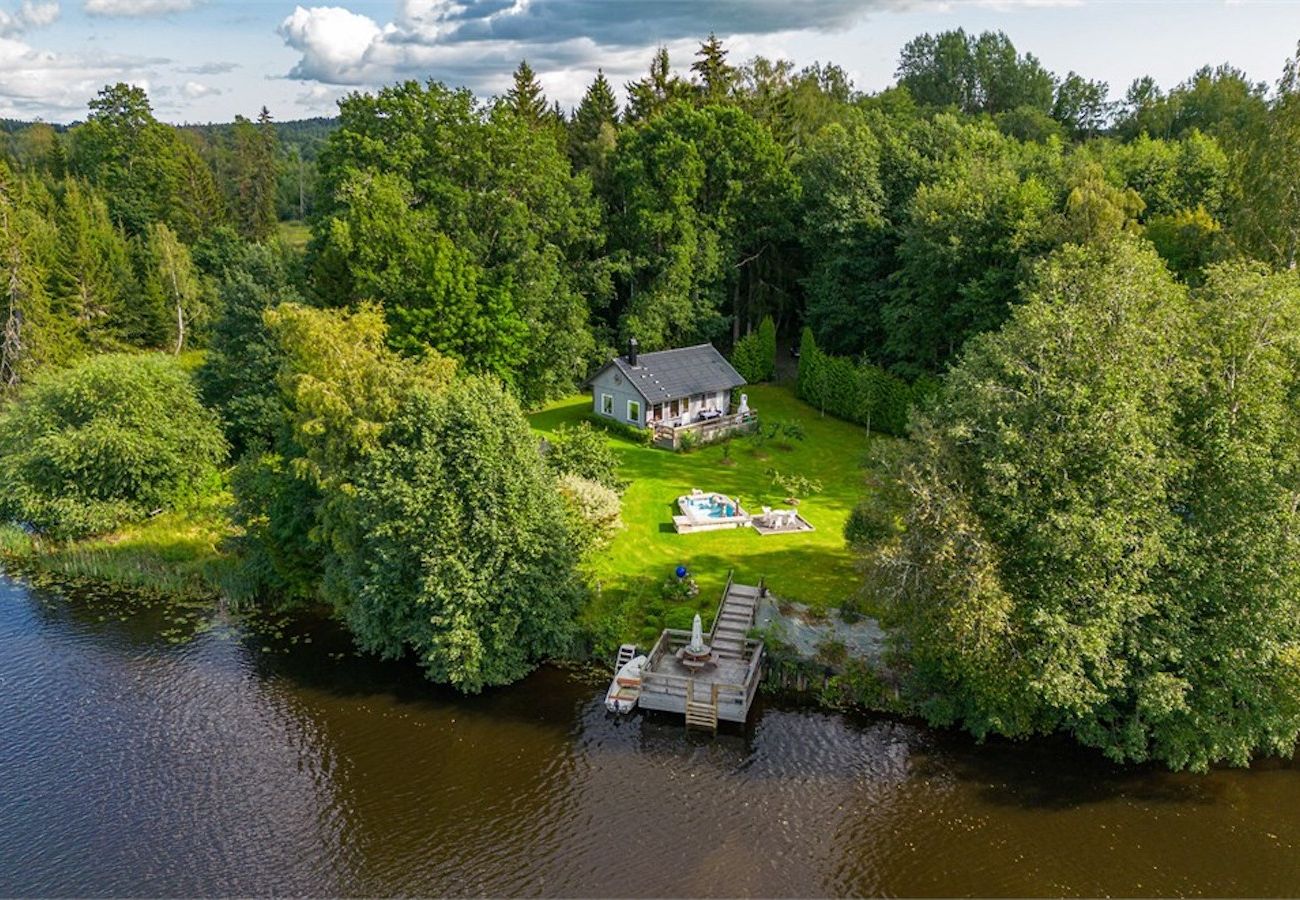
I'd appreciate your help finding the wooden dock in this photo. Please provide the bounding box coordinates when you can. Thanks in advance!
[637,573,766,730]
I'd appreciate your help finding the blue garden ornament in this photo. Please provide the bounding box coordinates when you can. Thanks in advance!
[675,565,688,579]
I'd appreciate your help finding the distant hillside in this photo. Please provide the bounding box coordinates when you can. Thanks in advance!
[0,115,338,158]
[182,117,338,160]
[0,118,68,133]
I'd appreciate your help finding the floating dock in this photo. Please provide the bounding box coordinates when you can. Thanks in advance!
[637,573,766,730]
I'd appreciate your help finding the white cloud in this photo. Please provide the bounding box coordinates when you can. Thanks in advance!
[181,60,238,75]
[275,0,1085,108]
[84,0,194,17]
[0,1,59,35]
[295,81,348,114]
[277,3,697,108]
[278,5,382,84]
[0,34,157,115]
[179,78,218,98]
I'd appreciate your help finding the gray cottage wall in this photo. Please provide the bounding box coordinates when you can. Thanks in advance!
[589,367,647,428]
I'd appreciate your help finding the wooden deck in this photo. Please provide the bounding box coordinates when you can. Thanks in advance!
[652,411,758,450]
[637,573,765,729]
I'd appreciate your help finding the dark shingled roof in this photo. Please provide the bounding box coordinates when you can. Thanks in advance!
[595,343,746,403]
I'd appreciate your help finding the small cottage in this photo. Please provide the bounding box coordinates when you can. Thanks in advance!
[587,339,753,448]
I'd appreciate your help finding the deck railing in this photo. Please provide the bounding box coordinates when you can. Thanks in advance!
[652,410,758,449]
[638,573,766,723]
[708,569,736,642]
[638,628,764,718]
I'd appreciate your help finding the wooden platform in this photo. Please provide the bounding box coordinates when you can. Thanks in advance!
[751,513,814,536]
[652,412,758,450]
[671,514,749,534]
[637,574,765,729]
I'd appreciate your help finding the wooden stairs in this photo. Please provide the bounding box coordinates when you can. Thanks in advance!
[686,680,719,731]
[709,580,760,662]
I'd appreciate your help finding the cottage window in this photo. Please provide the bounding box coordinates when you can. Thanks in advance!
[627,399,641,422]
[600,393,614,416]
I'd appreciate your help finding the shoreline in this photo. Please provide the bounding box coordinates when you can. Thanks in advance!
[0,542,904,716]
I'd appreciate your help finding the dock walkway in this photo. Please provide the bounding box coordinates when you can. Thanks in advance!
[636,573,766,730]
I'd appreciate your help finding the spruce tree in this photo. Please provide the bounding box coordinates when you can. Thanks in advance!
[625,47,687,123]
[230,108,278,242]
[570,69,619,170]
[506,60,548,125]
[691,33,737,103]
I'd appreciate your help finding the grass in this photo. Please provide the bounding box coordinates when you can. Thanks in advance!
[0,381,887,655]
[530,383,889,646]
[0,492,234,599]
[277,219,311,252]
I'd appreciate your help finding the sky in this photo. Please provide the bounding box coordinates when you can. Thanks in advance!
[2,0,1300,124]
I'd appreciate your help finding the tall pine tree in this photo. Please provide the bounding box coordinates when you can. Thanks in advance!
[506,60,548,125]
[691,33,737,103]
[230,108,279,242]
[570,69,619,172]
[625,47,689,123]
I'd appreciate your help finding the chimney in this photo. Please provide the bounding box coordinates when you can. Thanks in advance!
[627,337,639,367]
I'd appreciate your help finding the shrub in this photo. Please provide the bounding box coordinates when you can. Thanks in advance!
[731,315,777,382]
[844,499,896,548]
[796,326,924,436]
[557,473,623,550]
[838,593,865,625]
[546,421,621,490]
[663,604,699,631]
[584,412,653,446]
[661,573,700,604]
[0,353,227,539]
[814,638,848,668]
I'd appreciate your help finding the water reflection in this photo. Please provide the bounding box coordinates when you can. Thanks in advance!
[2,573,1298,897]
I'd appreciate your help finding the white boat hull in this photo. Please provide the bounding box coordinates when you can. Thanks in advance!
[605,654,647,714]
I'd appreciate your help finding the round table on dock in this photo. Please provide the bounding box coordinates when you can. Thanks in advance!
[676,645,714,671]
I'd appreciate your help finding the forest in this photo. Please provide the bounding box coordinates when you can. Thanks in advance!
[3,29,1300,769]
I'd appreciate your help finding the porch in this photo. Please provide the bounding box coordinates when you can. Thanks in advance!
[652,409,758,450]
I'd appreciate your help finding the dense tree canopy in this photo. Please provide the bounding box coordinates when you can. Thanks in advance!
[311,80,604,405]
[606,100,797,348]
[876,241,1300,770]
[348,376,585,691]
[70,84,223,241]
[6,29,1300,737]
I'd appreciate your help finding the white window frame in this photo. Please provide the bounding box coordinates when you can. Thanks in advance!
[627,398,641,423]
[600,392,614,416]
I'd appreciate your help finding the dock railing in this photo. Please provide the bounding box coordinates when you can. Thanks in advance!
[640,640,764,722]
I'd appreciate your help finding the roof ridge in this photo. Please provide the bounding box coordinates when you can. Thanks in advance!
[634,342,717,356]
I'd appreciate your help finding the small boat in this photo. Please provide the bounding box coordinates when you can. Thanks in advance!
[605,645,647,714]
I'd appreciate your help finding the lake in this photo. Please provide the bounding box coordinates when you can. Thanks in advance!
[2,572,1298,896]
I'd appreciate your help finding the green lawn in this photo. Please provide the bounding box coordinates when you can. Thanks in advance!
[277,220,311,252]
[530,383,885,646]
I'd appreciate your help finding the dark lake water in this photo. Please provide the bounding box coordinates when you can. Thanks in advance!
[2,571,1299,897]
